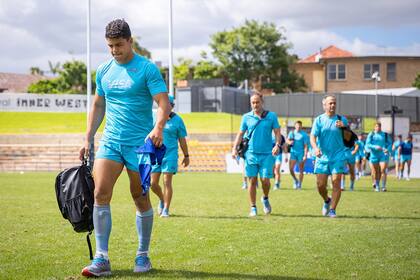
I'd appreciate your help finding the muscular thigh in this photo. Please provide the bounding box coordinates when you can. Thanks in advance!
[92,158,124,201]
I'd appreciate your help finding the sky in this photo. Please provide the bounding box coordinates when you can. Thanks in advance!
[1,0,420,74]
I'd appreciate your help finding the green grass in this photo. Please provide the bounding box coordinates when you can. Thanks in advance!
[0,112,242,134]
[0,172,419,279]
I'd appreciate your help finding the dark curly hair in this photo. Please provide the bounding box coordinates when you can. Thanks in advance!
[105,19,131,39]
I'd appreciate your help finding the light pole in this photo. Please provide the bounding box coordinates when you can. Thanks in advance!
[86,0,94,167]
[168,0,174,97]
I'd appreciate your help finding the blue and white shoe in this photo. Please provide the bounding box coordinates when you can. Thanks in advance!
[81,254,111,277]
[160,208,169,218]
[157,200,164,215]
[322,198,331,216]
[134,255,152,273]
[261,197,272,215]
[293,181,298,190]
[249,206,257,217]
[242,182,248,190]
[273,182,280,190]
[329,209,337,218]
[297,181,302,190]
[375,186,380,192]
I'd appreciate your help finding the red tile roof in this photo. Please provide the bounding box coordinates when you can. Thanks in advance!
[0,72,46,93]
[298,45,353,63]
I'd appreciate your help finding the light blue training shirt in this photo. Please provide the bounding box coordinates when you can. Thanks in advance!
[96,53,168,146]
[288,130,309,155]
[240,111,280,154]
[310,113,348,163]
[154,112,187,161]
[366,131,392,157]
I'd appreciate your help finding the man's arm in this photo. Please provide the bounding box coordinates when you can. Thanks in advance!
[310,134,321,157]
[79,94,106,160]
[232,131,245,159]
[179,137,190,167]
[149,93,171,147]
[272,128,281,156]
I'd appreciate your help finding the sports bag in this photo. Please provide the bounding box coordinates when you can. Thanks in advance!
[55,161,95,259]
[337,115,357,148]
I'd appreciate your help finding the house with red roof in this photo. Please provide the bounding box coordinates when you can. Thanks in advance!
[291,45,420,93]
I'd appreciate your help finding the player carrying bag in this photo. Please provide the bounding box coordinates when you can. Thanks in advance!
[55,160,95,259]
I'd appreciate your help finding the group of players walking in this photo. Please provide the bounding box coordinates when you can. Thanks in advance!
[232,93,414,219]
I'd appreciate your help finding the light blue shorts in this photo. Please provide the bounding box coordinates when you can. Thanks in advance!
[96,141,140,172]
[369,152,388,164]
[245,151,275,178]
[290,151,304,163]
[314,159,346,175]
[274,154,282,165]
[152,158,178,174]
[400,154,412,162]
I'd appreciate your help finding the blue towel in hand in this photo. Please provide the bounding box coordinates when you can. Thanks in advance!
[135,138,166,195]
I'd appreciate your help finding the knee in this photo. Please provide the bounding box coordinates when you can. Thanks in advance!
[94,189,112,204]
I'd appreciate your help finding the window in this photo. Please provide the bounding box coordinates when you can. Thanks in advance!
[338,64,346,80]
[364,63,380,80]
[328,64,346,80]
[387,62,396,81]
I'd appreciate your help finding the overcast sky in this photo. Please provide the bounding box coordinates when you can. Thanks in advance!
[1,0,420,74]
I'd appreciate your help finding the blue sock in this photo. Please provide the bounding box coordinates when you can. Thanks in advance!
[350,180,354,189]
[93,205,112,258]
[375,180,380,188]
[136,208,154,256]
[382,178,386,189]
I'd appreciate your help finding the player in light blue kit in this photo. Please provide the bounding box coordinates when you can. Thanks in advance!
[286,120,309,189]
[232,92,281,217]
[272,132,286,190]
[310,95,348,218]
[354,134,366,179]
[79,19,171,277]
[151,95,189,218]
[366,122,392,192]
[399,134,413,180]
[392,134,403,179]
[341,143,359,191]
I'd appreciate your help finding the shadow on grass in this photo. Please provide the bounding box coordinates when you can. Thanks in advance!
[112,268,323,279]
[271,213,420,220]
[169,213,420,221]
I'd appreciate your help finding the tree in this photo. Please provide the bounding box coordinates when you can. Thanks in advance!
[413,73,420,89]
[193,51,221,80]
[29,67,44,76]
[174,58,193,82]
[209,19,305,92]
[27,79,59,93]
[132,36,152,59]
[48,61,61,76]
[28,60,96,94]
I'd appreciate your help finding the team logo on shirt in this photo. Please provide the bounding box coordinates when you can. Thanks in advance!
[107,79,133,89]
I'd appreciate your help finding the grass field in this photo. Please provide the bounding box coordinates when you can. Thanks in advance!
[0,172,419,279]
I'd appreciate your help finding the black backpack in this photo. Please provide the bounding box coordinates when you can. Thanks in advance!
[55,161,95,259]
[337,115,357,148]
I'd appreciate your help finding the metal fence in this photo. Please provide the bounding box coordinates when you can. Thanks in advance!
[176,86,420,122]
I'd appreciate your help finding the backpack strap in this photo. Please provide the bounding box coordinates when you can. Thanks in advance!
[87,231,93,260]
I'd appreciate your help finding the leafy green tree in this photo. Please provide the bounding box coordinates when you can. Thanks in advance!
[132,36,152,59]
[413,73,420,89]
[174,58,193,82]
[29,67,44,76]
[27,79,59,93]
[193,52,221,80]
[48,61,61,76]
[28,60,96,94]
[209,19,305,92]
